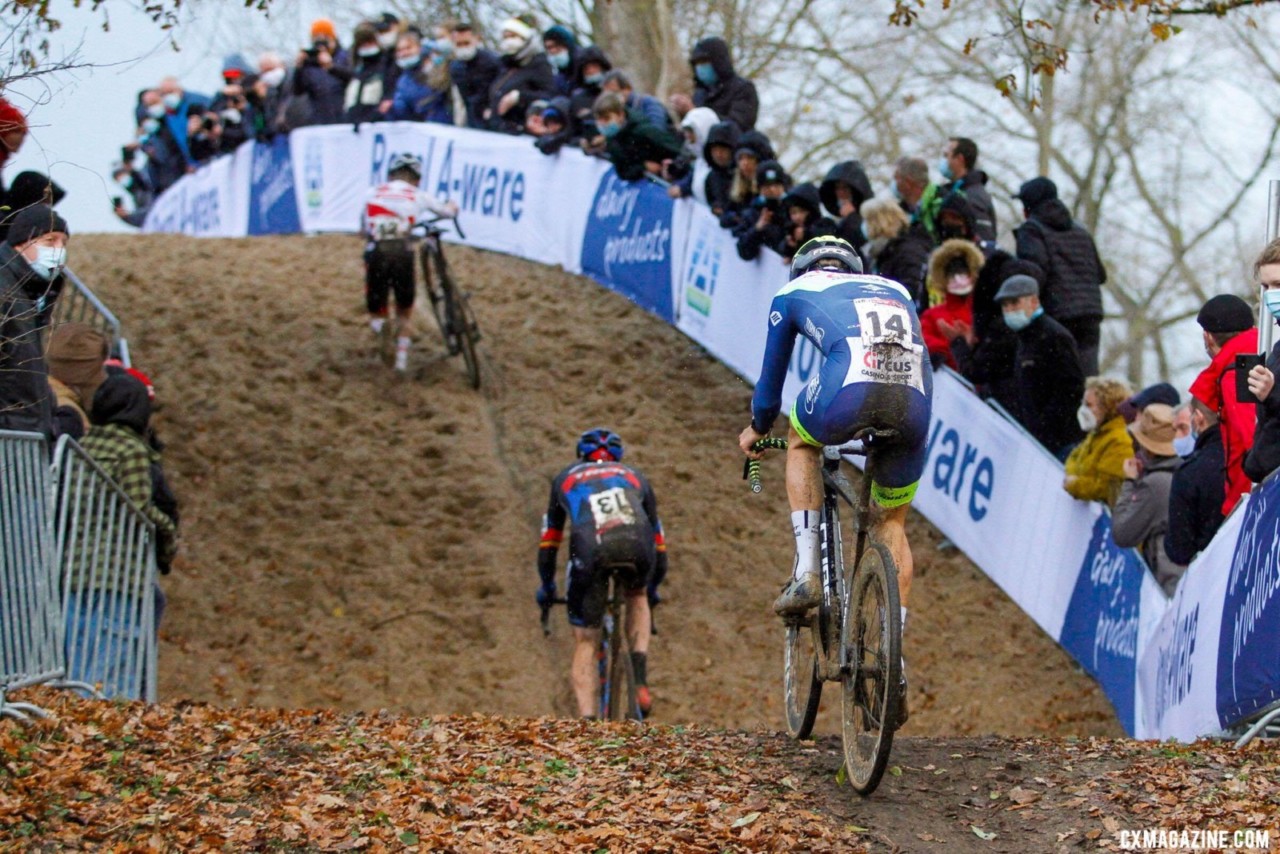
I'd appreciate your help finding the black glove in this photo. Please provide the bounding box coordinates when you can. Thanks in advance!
[647,583,661,608]
[536,583,556,608]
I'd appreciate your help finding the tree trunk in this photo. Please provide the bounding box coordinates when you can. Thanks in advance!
[590,0,684,98]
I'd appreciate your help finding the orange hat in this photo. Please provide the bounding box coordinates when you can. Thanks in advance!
[310,18,337,40]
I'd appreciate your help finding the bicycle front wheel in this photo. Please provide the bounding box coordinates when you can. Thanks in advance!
[448,284,481,389]
[840,541,902,796]
[420,243,452,351]
[783,613,822,739]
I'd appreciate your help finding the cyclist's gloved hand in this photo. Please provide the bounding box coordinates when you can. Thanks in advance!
[647,584,661,608]
[536,583,556,608]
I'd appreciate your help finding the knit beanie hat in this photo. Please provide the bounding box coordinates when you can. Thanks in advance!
[5,204,68,246]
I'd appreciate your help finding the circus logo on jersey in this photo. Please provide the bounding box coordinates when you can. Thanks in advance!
[580,170,675,322]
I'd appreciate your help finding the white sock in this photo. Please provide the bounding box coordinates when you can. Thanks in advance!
[791,510,820,581]
[396,336,411,352]
[370,318,386,334]
[901,606,908,633]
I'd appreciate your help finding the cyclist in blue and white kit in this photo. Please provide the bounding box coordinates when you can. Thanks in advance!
[738,235,933,632]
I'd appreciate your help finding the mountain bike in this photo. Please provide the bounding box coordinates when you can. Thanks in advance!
[409,217,482,389]
[540,567,644,722]
[746,429,903,796]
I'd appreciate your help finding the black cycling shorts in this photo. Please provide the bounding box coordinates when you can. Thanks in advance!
[565,537,654,629]
[364,241,415,314]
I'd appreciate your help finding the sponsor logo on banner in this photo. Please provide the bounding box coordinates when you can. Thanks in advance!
[683,227,721,318]
[923,413,995,522]
[248,137,301,234]
[1153,601,1199,729]
[580,171,675,321]
[145,182,222,235]
[1217,481,1280,727]
[303,137,324,211]
[366,133,527,222]
[1058,514,1144,733]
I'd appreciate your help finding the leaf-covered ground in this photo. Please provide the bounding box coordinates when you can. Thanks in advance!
[1,689,1276,852]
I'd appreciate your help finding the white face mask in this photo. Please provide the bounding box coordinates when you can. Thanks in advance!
[161,92,182,110]
[260,67,286,88]
[357,45,381,58]
[147,102,167,119]
[28,245,67,281]
[454,44,478,61]
[946,273,974,295]
[1077,404,1098,433]
[499,36,525,56]
[377,31,399,50]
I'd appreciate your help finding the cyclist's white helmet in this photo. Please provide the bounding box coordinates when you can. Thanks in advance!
[790,235,863,280]
[388,152,423,179]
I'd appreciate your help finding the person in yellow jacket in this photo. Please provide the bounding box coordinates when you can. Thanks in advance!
[1063,376,1132,507]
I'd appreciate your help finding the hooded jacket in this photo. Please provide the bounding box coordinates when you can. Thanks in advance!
[1014,198,1106,321]
[921,239,983,369]
[1063,415,1131,506]
[1243,339,1280,485]
[1112,452,1185,597]
[1166,423,1226,565]
[819,161,874,249]
[701,120,740,214]
[775,183,836,259]
[568,45,613,129]
[487,39,556,135]
[542,25,580,96]
[1189,327,1259,515]
[689,37,758,131]
[47,321,109,434]
[0,243,61,440]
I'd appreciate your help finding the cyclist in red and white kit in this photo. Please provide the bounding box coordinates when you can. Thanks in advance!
[362,152,458,372]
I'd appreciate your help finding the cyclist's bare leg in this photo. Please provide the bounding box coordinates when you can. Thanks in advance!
[785,422,822,512]
[872,503,913,607]
[625,592,650,655]
[395,305,413,338]
[570,627,601,717]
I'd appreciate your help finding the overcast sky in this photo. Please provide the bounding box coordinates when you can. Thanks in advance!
[4,1,337,233]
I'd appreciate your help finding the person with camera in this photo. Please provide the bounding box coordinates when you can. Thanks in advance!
[185,106,224,165]
[209,55,258,152]
[1244,240,1280,484]
[735,160,790,261]
[293,18,352,126]
[591,92,684,183]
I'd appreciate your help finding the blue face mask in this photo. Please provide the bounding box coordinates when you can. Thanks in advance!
[1265,288,1280,320]
[396,55,420,69]
[584,72,604,86]
[939,157,955,181]
[1003,307,1031,331]
[859,221,870,241]
[694,62,717,86]
[1173,434,1196,456]
[599,120,622,139]
[548,50,569,70]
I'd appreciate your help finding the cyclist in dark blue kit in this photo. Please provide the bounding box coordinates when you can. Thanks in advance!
[738,235,932,642]
[537,428,668,718]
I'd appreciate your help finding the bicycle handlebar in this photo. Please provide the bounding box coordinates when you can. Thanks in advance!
[409,214,466,241]
[744,437,789,493]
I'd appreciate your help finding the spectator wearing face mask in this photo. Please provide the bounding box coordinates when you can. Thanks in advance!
[294,18,353,126]
[735,160,791,261]
[592,92,684,183]
[252,52,289,139]
[721,129,774,231]
[155,77,210,170]
[921,239,983,369]
[819,161,874,259]
[939,137,997,244]
[112,160,153,228]
[0,204,70,441]
[389,30,453,123]
[1172,403,1194,457]
[858,197,932,312]
[1062,376,1133,507]
[993,273,1085,458]
[1112,404,1186,596]
[209,54,258,152]
[450,23,503,130]
[1165,397,1226,566]
[486,16,556,135]
[1244,238,1280,484]
[701,119,740,218]
[568,46,614,142]
[666,106,718,202]
[688,36,758,131]
[345,22,399,124]
[601,70,674,135]
[542,25,581,96]
[533,98,574,154]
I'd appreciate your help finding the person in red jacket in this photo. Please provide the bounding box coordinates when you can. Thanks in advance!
[921,238,983,369]
[1189,295,1258,516]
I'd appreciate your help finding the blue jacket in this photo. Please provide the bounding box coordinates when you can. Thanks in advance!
[390,63,452,124]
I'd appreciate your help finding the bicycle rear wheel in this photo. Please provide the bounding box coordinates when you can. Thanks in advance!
[606,614,641,721]
[840,541,902,796]
[783,614,822,738]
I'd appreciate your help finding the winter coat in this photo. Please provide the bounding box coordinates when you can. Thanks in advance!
[1244,340,1280,484]
[544,26,580,96]
[390,62,452,124]
[1189,327,1259,515]
[626,92,673,134]
[0,244,61,440]
[345,50,398,124]
[870,223,932,311]
[1014,198,1106,322]
[702,120,740,215]
[1165,424,1226,566]
[46,321,108,430]
[1063,415,1131,506]
[775,183,836,260]
[819,161,874,251]
[604,110,685,183]
[1010,312,1085,455]
[1112,453,1185,597]
[567,46,613,130]
[451,49,503,130]
[487,44,556,135]
[736,201,788,261]
[293,58,352,126]
[689,37,758,131]
[946,171,997,243]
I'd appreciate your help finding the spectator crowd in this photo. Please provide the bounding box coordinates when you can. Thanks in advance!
[3,9,1279,705]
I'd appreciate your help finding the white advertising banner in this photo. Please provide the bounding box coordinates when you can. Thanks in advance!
[290,123,602,272]
[142,145,250,237]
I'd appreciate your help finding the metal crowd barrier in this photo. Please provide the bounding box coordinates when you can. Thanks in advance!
[0,431,63,720]
[51,267,132,368]
[50,435,158,702]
